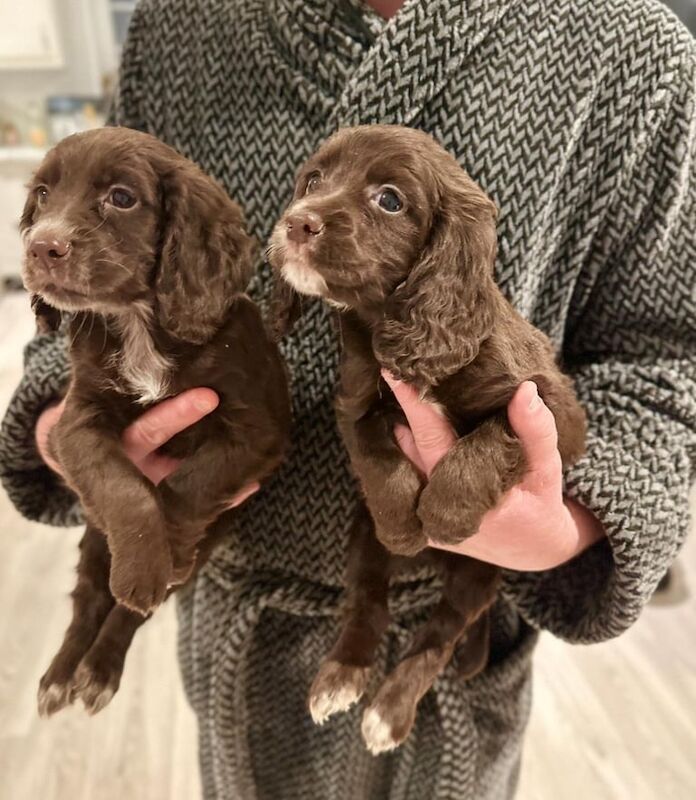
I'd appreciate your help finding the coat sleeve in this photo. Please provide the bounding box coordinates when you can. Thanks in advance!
[0,7,147,526]
[503,51,696,643]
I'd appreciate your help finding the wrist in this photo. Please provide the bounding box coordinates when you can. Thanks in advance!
[561,496,606,563]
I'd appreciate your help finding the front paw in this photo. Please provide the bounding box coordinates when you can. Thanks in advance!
[417,479,485,546]
[364,461,427,556]
[373,516,427,557]
[109,540,173,615]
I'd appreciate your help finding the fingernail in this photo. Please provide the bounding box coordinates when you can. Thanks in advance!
[194,395,217,412]
[528,382,541,411]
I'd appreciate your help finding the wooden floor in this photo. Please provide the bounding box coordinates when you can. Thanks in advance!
[0,291,694,800]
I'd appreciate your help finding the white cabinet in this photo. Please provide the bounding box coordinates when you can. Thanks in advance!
[0,0,63,70]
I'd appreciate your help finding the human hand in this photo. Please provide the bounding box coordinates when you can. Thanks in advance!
[35,389,260,507]
[383,373,604,571]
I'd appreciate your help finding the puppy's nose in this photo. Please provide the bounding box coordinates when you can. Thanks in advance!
[286,211,324,244]
[30,238,71,270]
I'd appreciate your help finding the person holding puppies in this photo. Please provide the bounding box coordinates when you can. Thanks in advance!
[1,1,695,798]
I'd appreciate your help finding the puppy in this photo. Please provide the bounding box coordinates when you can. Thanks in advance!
[268,125,586,753]
[21,127,291,716]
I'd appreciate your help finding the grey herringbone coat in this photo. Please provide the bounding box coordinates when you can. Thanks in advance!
[2,1,696,798]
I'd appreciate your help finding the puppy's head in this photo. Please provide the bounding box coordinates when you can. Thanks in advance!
[267,125,498,384]
[21,127,255,343]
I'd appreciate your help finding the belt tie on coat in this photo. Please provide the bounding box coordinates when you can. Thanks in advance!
[185,564,481,800]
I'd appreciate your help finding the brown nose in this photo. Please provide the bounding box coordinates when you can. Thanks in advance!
[286,211,324,244]
[30,238,71,270]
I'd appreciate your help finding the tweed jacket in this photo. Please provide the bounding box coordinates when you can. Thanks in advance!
[1,1,695,798]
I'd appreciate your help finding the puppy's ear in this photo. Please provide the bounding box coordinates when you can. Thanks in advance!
[268,276,303,341]
[30,294,62,333]
[373,169,499,385]
[155,163,257,344]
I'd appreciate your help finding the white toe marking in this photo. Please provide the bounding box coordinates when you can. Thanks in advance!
[37,682,71,716]
[361,707,398,754]
[310,683,362,725]
[84,685,116,715]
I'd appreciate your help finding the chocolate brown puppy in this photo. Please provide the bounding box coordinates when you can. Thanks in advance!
[21,127,291,715]
[268,124,585,753]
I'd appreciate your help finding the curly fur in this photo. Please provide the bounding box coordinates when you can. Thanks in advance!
[20,127,291,717]
[268,124,587,754]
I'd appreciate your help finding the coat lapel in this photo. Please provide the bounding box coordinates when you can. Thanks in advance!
[327,0,520,130]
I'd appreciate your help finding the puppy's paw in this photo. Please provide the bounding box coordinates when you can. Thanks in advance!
[362,460,427,556]
[373,521,427,557]
[417,480,483,545]
[308,661,371,725]
[361,706,401,755]
[72,655,123,715]
[109,541,173,615]
[37,675,75,718]
[361,695,417,755]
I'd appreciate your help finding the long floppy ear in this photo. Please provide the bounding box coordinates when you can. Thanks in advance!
[155,163,257,344]
[373,170,499,386]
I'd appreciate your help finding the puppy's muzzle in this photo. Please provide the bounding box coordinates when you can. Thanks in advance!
[29,236,72,272]
[286,211,324,244]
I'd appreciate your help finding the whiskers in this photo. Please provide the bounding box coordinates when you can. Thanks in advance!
[95,256,132,278]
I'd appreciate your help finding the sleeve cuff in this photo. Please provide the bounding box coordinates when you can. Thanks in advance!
[0,332,83,527]
[501,431,691,643]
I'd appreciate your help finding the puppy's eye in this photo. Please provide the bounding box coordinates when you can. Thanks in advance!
[376,188,403,213]
[36,185,49,204]
[305,172,322,194]
[108,187,137,209]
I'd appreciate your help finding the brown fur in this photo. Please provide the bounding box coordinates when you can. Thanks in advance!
[268,125,586,753]
[21,127,291,716]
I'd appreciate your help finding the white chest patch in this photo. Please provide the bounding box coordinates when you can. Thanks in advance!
[114,304,172,405]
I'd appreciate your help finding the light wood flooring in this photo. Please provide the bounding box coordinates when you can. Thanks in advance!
[0,291,693,800]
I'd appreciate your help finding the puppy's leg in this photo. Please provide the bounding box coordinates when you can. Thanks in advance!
[52,414,173,615]
[455,608,491,680]
[308,506,392,724]
[338,411,427,556]
[361,556,499,754]
[158,433,284,583]
[38,524,114,716]
[418,413,525,546]
[72,604,147,715]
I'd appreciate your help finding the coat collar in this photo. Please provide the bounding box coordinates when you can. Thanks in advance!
[266,0,519,131]
[329,0,520,129]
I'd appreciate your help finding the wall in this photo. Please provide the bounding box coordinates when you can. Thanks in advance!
[0,0,117,102]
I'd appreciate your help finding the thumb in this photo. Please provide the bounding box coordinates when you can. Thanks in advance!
[507,381,560,481]
[382,371,457,476]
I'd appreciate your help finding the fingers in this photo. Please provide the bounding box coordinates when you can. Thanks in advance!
[382,371,457,477]
[224,482,261,509]
[146,455,183,486]
[122,388,219,464]
[393,422,427,474]
[35,399,66,474]
[507,381,561,485]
